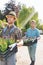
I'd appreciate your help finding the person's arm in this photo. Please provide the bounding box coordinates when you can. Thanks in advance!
[13,27,23,47]
[36,29,40,40]
[33,29,40,41]
[17,39,23,47]
[37,36,40,40]
[16,28,23,47]
[0,27,8,38]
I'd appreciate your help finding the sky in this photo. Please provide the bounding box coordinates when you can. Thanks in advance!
[0,0,43,24]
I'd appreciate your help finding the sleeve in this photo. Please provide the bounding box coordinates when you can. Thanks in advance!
[36,29,40,37]
[15,28,22,40]
[11,27,22,40]
[0,27,7,37]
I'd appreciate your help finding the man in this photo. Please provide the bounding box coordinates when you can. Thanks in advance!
[1,11,22,65]
[2,11,22,40]
[25,20,40,65]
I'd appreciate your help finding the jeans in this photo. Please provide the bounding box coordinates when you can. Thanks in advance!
[28,44,37,61]
[7,54,16,65]
[0,54,16,65]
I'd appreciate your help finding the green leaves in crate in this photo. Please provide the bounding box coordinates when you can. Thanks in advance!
[7,38,15,45]
[0,38,15,52]
[0,38,8,52]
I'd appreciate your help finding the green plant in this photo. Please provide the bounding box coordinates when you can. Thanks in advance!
[0,38,8,52]
[0,38,15,52]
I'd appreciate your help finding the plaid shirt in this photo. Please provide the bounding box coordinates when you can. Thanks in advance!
[1,25,22,40]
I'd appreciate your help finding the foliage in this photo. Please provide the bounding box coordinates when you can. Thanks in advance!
[4,0,21,17]
[0,38,8,52]
[17,5,40,34]
[0,38,15,52]
[17,6,35,28]
[39,25,43,30]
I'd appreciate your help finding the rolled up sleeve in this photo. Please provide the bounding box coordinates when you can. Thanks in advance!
[36,29,40,37]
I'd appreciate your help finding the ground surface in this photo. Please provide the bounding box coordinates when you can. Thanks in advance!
[16,35,43,65]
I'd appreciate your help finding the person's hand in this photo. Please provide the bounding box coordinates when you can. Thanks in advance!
[17,39,23,47]
[9,43,17,51]
[37,36,40,40]
[17,40,20,43]
[29,37,37,42]
[17,44,23,47]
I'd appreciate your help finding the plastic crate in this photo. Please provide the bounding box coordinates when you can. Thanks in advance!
[23,39,37,46]
[0,44,18,65]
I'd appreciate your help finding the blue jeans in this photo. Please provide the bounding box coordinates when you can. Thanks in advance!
[7,54,16,65]
[28,44,37,61]
[0,54,16,65]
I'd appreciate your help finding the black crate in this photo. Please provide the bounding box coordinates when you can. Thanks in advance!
[23,39,37,46]
[0,44,18,59]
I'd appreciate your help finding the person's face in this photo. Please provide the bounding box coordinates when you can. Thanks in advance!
[6,15,16,24]
[30,22,36,28]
